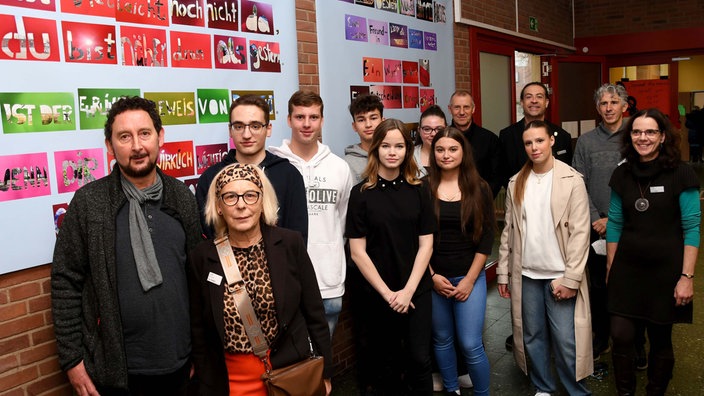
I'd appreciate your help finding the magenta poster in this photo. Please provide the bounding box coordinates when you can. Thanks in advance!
[241,0,274,35]
[250,40,281,72]
[214,35,248,70]
[420,88,435,112]
[0,152,51,202]
[53,148,105,194]
[196,143,228,175]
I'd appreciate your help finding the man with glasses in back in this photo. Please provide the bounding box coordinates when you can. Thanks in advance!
[196,94,307,240]
[448,90,501,197]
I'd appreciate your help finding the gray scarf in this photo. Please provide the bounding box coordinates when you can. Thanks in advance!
[121,173,164,292]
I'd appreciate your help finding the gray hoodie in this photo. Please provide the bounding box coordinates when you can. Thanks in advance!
[344,143,368,184]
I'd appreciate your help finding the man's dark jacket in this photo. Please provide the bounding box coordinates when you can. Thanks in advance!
[195,149,308,241]
[51,168,203,390]
[188,224,332,395]
[452,121,501,197]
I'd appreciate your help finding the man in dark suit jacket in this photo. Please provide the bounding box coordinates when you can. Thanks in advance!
[498,82,574,190]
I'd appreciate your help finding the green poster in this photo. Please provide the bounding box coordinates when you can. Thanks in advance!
[144,92,197,125]
[197,89,230,124]
[1,92,76,134]
[77,88,141,130]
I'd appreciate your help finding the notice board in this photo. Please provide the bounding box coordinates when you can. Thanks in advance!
[623,79,671,117]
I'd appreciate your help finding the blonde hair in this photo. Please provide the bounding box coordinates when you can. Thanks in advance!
[361,118,420,190]
[204,164,279,238]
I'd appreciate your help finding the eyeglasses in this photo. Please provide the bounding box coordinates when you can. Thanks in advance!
[630,129,661,138]
[229,121,267,134]
[219,191,261,206]
[420,126,444,135]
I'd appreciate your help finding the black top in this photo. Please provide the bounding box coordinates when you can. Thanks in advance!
[430,185,495,278]
[498,118,573,189]
[116,200,190,374]
[608,160,699,323]
[452,122,501,197]
[346,176,437,295]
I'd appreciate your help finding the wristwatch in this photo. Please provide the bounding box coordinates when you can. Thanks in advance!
[681,273,695,279]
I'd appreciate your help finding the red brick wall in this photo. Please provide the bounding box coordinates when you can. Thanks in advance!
[460,0,515,32]
[0,266,71,396]
[454,26,472,91]
[517,1,573,45]
[574,0,704,38]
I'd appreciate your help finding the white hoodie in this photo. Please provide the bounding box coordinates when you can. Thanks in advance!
[269,140,354,299]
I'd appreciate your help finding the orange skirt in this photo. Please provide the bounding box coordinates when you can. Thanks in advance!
[224,351,268,396]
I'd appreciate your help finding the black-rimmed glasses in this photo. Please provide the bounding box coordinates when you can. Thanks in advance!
[229,121,267,134]
[220,191,261,206]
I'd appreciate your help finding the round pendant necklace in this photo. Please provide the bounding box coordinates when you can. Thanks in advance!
[635,181,652,212]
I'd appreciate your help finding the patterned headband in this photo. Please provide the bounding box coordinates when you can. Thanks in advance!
[215,163,263,196]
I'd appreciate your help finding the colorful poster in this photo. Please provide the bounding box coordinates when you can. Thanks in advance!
[402,61,419,84]
[170,31,212,69]
[399,0,414,16]
[172,0,206,27]
[116,0,169,26]
[231,90,276,120]
[0,15,61,62]
[0,0,55,11]
[383,59,402,83]
[389,23,408,48]
[249,40,281,73]
[424,31,437,51]
[362,57,384,83]
[350,86,371,104]
[403,86,419,109]
[197,89,230,124]
[0,92,75,133]
[420,88,435,112]
[368,19,388,46]
[157,141,196,178]
[416,0,433,21]
[434,1,447,23]
[241,0,274,35]
[370,85,402,109]
[0,152,51,202]
[206,0,239,31]
[120,25,169,67]
[77,88,141,130]
[53,148,105,194]
[62,22,118,65]
[355,0,373,6]
[195,143,228,174]
[60,0,113,17]
[408,28,423,49]
[213,35,248,70]
[377,0,397,13]
[143,92,197,125]
[419,58,430,86]
[345,14,367,42]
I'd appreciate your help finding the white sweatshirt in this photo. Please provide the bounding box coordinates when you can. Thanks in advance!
[269,140,354,298]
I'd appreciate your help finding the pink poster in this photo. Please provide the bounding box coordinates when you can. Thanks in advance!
[0,152,51,202]
[420,88,435,112]
[195,143,228,175]
[370,85,402,109]
[383,59,402,83]
[53,148,105,194]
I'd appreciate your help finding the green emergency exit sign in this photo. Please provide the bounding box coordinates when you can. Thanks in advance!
[529,16,538,31]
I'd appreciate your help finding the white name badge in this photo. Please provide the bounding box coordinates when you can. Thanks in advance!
[207,272,223,285]
[557,149,567,155]
[650,186,665,193]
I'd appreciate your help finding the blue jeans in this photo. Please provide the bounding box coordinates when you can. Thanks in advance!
[521,276,591,395]
[323,297,343,336]
[431,271,490,396]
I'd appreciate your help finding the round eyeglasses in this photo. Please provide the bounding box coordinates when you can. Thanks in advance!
[219,191,261,206]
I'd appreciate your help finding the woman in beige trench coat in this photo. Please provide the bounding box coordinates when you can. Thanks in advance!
[497,121,593,396]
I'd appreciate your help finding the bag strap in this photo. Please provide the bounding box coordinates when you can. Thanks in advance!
[214,236,270,361]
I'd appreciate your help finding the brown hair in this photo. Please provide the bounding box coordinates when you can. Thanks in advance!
[513,120,552,206]
[361,119,420,190]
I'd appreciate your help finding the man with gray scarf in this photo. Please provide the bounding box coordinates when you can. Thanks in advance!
[51,96,203,395]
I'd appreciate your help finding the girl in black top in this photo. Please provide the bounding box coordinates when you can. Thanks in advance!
[346,118,436,394]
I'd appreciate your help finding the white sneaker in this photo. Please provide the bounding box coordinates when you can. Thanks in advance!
[535,392,551,396]
[458,374,473,388]
[432,372,443,392]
